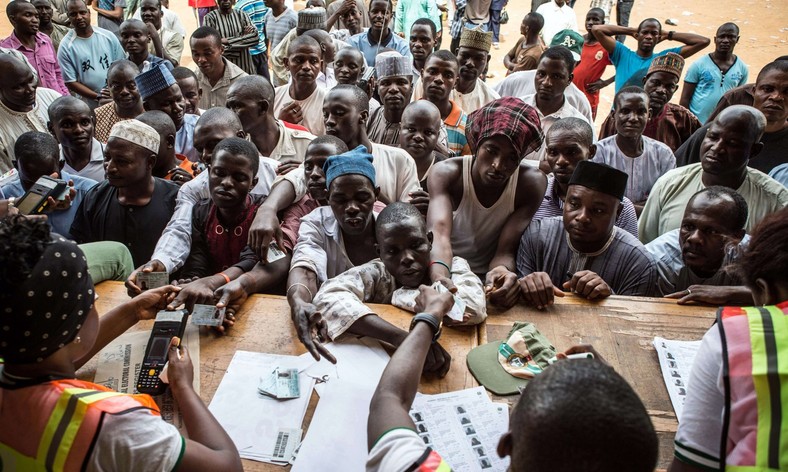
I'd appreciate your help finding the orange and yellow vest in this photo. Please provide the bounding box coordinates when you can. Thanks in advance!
[0,378,161,471]
[719,302,788,472]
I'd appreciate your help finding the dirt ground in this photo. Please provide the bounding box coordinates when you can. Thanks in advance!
[2,0,786,130]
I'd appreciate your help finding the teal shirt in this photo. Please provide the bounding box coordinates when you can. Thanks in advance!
[394,0,440,36]
[685,54,749,123]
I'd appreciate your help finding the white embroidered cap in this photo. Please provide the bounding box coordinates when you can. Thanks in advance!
[108,119,160,154]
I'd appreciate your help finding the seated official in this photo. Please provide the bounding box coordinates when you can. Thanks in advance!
[168,138,263,311]
[639,106,788,243]
[211,136,349,315]
[288,147,387,361]
[136,110,194,185]
[313,202,486,342]
[0,218,243,472]
[592,86,676,213]
[48,96,107,183]
[70,120,179,268]
[1,132,96,240]
[366,285,659,472]
[671,207,788,472]
[517,161,658,308]
[126,108,278,294]
[136,62,200,163]
[427,97,546,308]
[533,117,639,238]
[646,186,753,305]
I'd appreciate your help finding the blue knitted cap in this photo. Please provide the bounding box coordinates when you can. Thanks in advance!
[323,145,376,189]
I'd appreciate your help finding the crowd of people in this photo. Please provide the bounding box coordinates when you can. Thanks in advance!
[0,0,786,470]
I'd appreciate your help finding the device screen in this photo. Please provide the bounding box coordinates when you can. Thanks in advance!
[16,192,46,215]
[146,336,170,363]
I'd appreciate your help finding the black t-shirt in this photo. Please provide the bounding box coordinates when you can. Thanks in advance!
[70,178,179,267]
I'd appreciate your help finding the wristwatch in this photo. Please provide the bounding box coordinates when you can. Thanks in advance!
[668,31,675,40]
[410,312,442,343]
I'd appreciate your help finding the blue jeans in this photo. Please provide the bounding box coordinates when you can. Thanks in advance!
[489,9,502,43]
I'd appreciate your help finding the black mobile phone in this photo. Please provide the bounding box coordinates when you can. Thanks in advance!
[15,175,67,215]
[357,67,376,95]
[137,309,189,395]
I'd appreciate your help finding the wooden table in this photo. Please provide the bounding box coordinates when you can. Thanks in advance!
[84,283,715,471]
[484,294,717,469]
[82,282,480,471]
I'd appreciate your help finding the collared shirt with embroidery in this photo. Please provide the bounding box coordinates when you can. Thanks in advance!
[0,87,60,172]
[0,32,69,96]
[60,138,106,182]
[316,257,487,340]
[196,58,248,109]
[150,155,279,273]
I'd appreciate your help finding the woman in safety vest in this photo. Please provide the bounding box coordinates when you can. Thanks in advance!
[0,217,243,471]
[671,207,788,472]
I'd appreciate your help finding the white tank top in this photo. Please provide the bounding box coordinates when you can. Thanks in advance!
[451,155,520,275]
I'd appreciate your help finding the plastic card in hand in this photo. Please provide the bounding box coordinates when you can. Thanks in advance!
[434,283,466,322]
[138,272,169,290]
[268,243,286,263]
[191,304,226,327]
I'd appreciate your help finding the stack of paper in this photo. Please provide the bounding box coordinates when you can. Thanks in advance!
[410,387,510,472]
[653,336,702,422]
[292,338,391,472]
[208,351,315,464]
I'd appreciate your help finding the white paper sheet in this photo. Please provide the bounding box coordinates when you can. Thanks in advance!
[93,324,200,432]
[208,350,315,464]
[653,336,702,421]
[292,338,391,472]
[409,387,510,472]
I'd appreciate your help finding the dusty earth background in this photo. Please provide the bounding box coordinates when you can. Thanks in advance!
[1,0,786,130]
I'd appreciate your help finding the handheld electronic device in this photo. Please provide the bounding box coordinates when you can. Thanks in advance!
[357,67,376,94]
[14,176,67,215]
[137,309,189,395]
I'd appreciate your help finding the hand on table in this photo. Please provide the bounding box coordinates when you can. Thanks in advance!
[665,285,740,305]
[518,271,564,309]
[291,301,336,364]
[562,270,612,300]
[485,266,520,308]
[167,277,219,311]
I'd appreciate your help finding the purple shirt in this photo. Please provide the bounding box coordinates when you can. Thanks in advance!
[1,32,69,96]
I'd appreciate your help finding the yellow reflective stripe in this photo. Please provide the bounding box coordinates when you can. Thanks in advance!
[52,390,124,471]
[767,306,788,471]
[36,388,79,463]
[748,308,772,469]
[35,387,124,469]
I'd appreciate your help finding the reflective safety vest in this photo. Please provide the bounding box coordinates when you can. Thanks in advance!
[719,302,788,472]
[0,378,160,471]
[417,449,453,472]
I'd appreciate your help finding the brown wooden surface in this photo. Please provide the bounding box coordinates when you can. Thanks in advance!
[484,294,717,470]
[82,281,479,471]
[84,283,716,471]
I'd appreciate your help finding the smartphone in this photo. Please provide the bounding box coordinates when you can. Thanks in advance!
[357,67,376,94]
[136,309,189,395]
[15,176,67,215]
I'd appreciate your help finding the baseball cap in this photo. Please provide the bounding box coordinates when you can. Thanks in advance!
[466,322,556,395]
[550,29,585,63]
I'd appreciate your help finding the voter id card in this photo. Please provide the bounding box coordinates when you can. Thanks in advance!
[434,283,466,322]
[258,368,300,399]
[267,243,286,263]
[191,304,226,327]
[138,272,168,290]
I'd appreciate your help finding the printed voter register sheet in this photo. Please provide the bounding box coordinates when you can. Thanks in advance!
[653,336,702,422]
